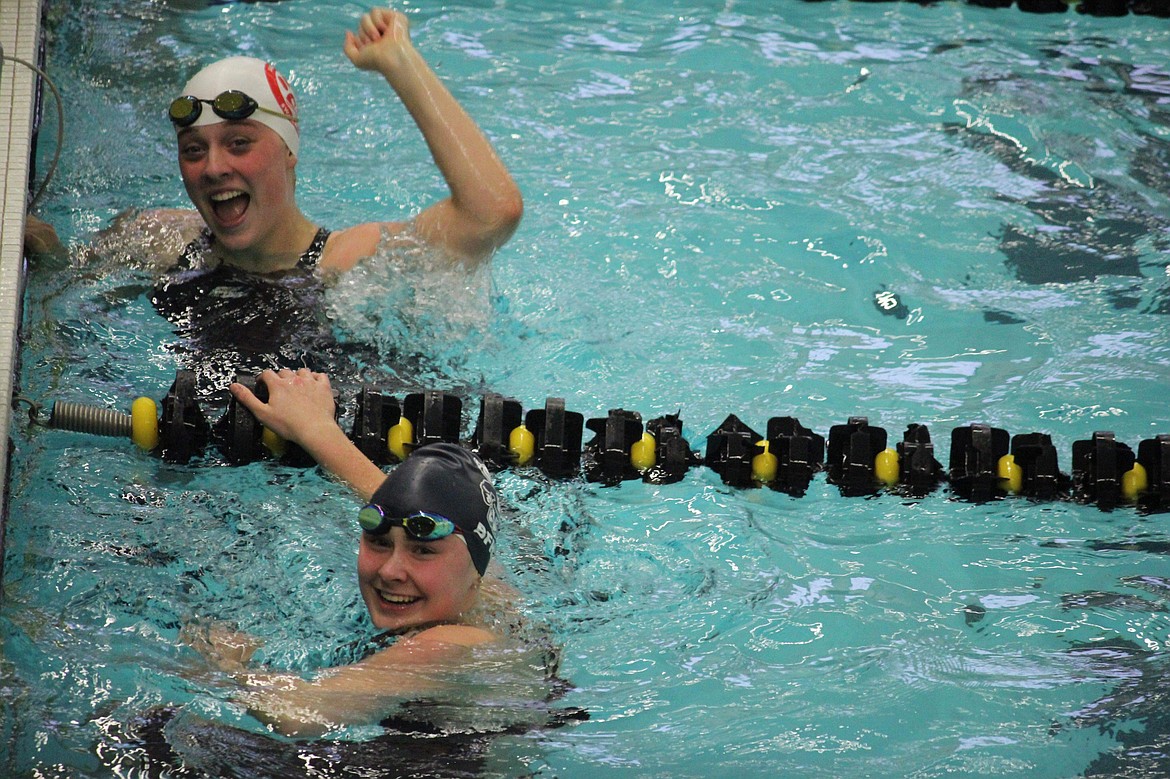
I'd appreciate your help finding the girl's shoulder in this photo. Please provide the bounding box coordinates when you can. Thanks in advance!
[319,219,485,274]
[318,221,407,273]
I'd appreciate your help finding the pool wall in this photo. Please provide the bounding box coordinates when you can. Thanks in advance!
[0,0,42,570]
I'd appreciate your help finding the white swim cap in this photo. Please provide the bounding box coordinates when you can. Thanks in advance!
[176,56,300,157]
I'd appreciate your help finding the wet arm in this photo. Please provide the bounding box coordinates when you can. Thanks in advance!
[89,208,204,271]
[343,8,523,265]
[25,209,203,271]
[234,625,495,738]
[230,368,387,501]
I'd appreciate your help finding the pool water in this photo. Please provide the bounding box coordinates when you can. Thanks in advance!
[5,0,1170,776]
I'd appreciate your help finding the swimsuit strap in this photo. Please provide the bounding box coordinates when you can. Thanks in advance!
[175,228,214,270]
[297,227,331,269]
[174,226,332,271]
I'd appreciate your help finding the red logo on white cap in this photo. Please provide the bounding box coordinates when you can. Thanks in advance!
[264,62,297,124]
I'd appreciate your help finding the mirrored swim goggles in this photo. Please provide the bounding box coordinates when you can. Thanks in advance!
[168,90,292,128]
[358,505,462,541]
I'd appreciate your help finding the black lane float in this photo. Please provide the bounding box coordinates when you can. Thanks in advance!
[45,370,1170,514]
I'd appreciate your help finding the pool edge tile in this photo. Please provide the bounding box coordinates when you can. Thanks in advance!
[0,0,43,541]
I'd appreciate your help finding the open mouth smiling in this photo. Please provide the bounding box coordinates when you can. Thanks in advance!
[210,189,250,224]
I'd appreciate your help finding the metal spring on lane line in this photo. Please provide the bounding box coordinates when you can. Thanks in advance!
[50,401,132,438]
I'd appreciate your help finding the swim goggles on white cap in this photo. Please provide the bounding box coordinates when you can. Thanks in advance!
[171,57,300,155]
[169,90,291,128]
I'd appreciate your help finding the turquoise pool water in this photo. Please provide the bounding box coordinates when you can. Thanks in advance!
[4,0,1170,776]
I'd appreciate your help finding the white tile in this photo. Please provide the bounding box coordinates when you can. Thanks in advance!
[0,0,45,507]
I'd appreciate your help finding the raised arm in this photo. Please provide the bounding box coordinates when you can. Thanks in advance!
[229,368,387,501]
[341,8,523,266]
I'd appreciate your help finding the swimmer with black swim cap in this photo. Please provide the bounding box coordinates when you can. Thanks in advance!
[230,369,503,629]
[361,443,499,574]
[357,443,500,633]
[191,370,521,735]
[183,370,584,739]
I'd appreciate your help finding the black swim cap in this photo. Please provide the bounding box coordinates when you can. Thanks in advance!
[366,443,499,576]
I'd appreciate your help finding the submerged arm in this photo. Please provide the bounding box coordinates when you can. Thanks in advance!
[250,626,495,737]
[190,622,494,738]
[23,208,202,271]
[341,8,523,267]
[90,208,205,271]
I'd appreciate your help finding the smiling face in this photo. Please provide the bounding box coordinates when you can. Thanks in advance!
[357,527,482,634]
[176,119,299,262]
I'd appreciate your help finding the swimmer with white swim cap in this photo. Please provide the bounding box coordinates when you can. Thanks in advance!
[32,7,522,276]
[169,56,301,157]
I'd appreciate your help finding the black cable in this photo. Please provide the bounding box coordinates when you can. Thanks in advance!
[2,50,64,211]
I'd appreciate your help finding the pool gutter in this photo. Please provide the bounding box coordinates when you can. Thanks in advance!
[0,0,43,585]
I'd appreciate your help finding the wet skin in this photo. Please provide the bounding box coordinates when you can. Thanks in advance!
[357,526,481,633]
[176,118,312,270]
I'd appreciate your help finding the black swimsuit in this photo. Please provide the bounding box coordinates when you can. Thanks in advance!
[172,226,330,272]
[152,225,461,412]
[121,628,586,779]
[151,227,339,401]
